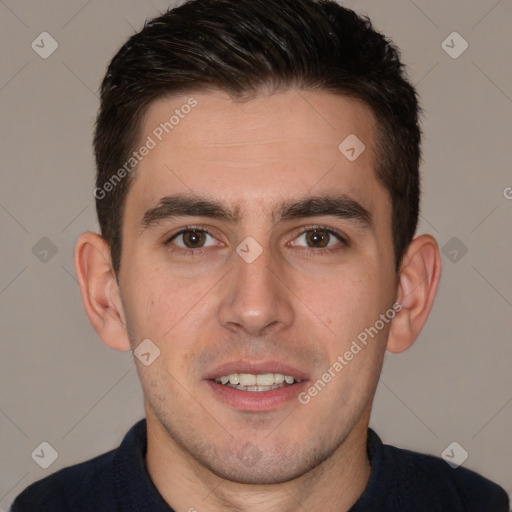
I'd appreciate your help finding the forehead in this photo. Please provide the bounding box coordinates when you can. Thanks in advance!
[125,89,388,220]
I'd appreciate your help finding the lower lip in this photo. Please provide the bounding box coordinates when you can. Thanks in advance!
[204,379,309,411]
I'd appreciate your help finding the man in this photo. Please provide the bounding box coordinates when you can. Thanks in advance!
[11,0,510,510]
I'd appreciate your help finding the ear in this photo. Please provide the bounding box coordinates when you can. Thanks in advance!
[386,234,442,354]
[74,231,131,351]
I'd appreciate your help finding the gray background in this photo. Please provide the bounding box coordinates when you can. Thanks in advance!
[1,0,511,508]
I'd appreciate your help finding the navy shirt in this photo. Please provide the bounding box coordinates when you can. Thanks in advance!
[11,419,510,511]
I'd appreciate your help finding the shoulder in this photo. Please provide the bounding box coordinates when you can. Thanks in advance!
[378,435,510,511]
[10,419,147,512]
[10,449,117,512]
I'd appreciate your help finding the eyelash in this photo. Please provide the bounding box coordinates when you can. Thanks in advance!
[165,224,348,256]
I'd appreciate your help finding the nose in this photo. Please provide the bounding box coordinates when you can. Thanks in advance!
[217,241,295,337]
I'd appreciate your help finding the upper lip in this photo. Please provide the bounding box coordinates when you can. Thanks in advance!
[204,360,309,381]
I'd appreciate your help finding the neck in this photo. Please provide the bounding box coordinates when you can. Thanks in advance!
[145,408,372,512]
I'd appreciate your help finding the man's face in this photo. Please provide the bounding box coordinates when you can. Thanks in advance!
[118,90,397,484]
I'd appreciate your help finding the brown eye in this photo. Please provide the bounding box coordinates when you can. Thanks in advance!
[182,230,206,248]
[293,228,343,249]
[305,229,331,248]
[170,229,216,249]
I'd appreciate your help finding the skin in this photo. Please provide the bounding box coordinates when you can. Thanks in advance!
[75,89,441,512]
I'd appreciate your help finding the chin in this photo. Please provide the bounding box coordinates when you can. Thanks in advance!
[205,458,309,485]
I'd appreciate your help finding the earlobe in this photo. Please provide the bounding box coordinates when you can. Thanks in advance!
[386,234,442,354]
[74,231,131,352]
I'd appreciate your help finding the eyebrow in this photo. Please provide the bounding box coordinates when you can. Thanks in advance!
[140,193,373,231]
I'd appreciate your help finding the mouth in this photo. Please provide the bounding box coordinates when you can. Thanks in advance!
[204,361,309,411]
[213,372,303,392]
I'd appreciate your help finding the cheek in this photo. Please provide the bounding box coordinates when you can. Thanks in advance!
[306,268,385,339]
[120,261,175,339]
[121,261,219,365]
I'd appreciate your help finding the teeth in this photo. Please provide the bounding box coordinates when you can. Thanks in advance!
[215,372,302,387]
[239,384,284,392]
[273,373,285,384]
[256,373,274,386]
[239,373,256,386]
